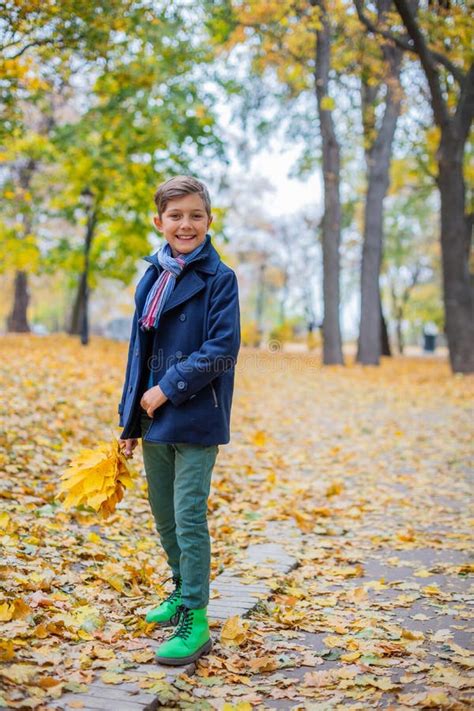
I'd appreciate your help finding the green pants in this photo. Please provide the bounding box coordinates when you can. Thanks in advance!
[140,412,218,609]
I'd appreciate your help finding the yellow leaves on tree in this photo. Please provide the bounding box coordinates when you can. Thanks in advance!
[56,439,134,519]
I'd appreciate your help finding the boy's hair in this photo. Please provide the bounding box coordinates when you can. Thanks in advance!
[154,175,211,218]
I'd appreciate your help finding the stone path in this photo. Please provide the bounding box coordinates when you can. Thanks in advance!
[45,526,298,711]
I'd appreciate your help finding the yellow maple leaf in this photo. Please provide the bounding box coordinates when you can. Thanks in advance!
[56,439,134,519]
[249,655,278,672]
[220,615,249,646]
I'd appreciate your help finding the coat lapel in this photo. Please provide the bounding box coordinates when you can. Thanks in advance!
[134,263,206,318]
[162,270,206,314]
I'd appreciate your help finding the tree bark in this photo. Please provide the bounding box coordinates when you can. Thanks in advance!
[7,271,30,332]
[357,0,402,364]
[69,207,97,344]
[6,158,36,333]
[380,297,391,356]
[313,0,344,365]
[69,270,87,336]
[438,136,474,372]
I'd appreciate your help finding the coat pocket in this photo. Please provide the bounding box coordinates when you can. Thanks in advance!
[187,382,219,408]
[210,382,219,408]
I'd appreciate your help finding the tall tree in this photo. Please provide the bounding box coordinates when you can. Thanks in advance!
[311,0,344,363]
[206,0,348,363]
[356,0,403,364]
[355,0,474,372]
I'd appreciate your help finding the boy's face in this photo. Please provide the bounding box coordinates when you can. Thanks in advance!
[153,194,213,258]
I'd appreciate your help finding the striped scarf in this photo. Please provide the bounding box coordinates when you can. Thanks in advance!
[139,239,207,331]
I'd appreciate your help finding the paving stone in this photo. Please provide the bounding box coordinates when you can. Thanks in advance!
[211,597,253,606]
[212,580,267,591]
[213,573,269,585]
[209,607,247,617]
[211,590,265,599]
[208,607,253,617]
[131,660,195,677]
[49,694,147,710]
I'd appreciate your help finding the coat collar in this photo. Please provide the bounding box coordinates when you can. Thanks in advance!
[136,235,221,318]
[142,234,220,275]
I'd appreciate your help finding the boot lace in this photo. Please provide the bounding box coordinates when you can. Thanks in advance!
[169,604,193,639]
[161,574,182,604]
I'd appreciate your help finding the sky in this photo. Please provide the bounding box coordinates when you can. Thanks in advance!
[245,143,322,215]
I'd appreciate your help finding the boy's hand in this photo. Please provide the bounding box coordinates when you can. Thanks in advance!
[140,385,168,418]
[119,438,138,458]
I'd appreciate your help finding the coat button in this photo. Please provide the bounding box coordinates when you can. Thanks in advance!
[179,313,186,321]
[177,381,187,391]
[135,348,139,356]
[176,350,182,359]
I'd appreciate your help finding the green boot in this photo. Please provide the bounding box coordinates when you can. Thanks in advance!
[145,575,182,627]
[154,604,212,665]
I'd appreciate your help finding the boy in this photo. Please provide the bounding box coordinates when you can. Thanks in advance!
[118,175,240,665]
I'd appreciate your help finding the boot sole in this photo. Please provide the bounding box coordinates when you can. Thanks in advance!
[155,638,213,666]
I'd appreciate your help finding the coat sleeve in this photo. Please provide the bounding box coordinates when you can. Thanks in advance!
[117,311,138,427]
[158,270,240,406]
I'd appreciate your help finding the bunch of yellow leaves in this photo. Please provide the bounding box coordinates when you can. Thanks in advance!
[56,440,134,519]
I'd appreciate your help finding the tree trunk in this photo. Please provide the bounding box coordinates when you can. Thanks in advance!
[396,310,404,354]
[314,0,344,365]
[7,158,36,333]
[354,0,473,371]
[68,207,97,344]
[7,271,30,332]
[357,1,402,364]
[391,0,473,371]
[380,297,391,356]
[438,138,474,372]
[69,271,87,336]
[390,280,405,354]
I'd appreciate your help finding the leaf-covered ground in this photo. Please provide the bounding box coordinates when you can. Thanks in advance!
[0,335,472,710]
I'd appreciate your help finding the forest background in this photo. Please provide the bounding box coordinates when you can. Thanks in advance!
[1,0,473,372]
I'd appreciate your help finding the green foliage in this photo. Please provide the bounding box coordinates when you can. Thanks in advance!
[1,1,225,293]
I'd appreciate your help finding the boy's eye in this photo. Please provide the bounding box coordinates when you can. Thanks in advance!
[167,213,204,218]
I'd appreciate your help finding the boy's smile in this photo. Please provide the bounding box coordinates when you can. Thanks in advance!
[153,194,213,258]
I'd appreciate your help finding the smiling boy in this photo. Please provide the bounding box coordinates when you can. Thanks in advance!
[118,176,240,665]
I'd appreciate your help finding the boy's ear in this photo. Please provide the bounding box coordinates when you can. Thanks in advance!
[208,214,214,228]
[153,214,163,232]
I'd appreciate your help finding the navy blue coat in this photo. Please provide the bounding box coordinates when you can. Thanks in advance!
[118,235,241,446]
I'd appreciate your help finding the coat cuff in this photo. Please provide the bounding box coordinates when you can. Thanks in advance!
[158,367,189,406]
